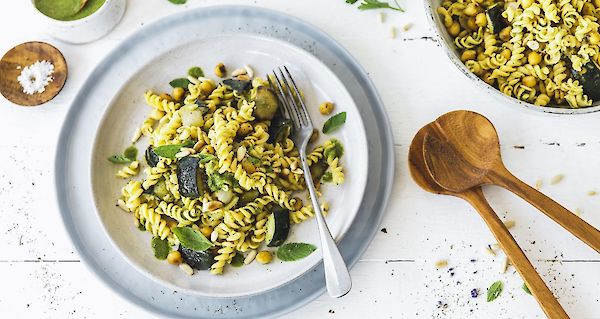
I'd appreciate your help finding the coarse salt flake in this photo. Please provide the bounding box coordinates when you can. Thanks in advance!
[17,60,54,95]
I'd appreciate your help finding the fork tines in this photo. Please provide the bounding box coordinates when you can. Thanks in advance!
[269,67,313,130]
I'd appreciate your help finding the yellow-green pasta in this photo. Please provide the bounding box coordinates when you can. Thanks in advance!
[439,0,600,108]
[112,63,347,276]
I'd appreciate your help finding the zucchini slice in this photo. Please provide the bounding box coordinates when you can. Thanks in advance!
[309,160,328,185]
[153,178,169,199]
[265,207,290,247]
[145,146,160,167]
[222,79,251,92]
[486,5,508,34]
[178,246,215,270]
[176,156,207,198]
[571,61,600,100]
[253,86,280,120]
[267,118,293,144]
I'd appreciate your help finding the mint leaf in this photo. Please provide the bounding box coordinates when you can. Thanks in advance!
[108,154,133,164]
[168,0,187,4]
[153,141,193,159]
[522,283,532,295]
[151,237,170,260]
[358,0,404,11]
[172,227,213,251]
[322,112,347,134]
[322,171,333,182]
[277,243,317,261]
[124,145,138,160]
[346,0,359,3]
[169,78,190,88]
[487,281,503,302]
[230,254,244,267]
[188,66,204,78]
[197,153,216,164]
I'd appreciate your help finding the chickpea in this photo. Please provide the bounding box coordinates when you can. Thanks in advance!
[475,13,487,28]
[499,27,512,42]
[589,32,600,45]
[501,49,512,61]
[448,21,461,37]
[172,87,185,101]
[522,75,537,88]
[201,145,215,154]
[200,81,214,94]
[238,122,253,136]
[528,51,542,65]
[256,251,273,264]
[241,159,256,174]
[461,50,477,62]
[167,251,183,265]
[521,0,534,9]
[214,62,226,78]
[292,197,303,211]
[200,226,213,238]
[463,3,479,16]
[159,93,173,102]
[309,129,319,143]
[319,101,334,115]
[466,17,478,31]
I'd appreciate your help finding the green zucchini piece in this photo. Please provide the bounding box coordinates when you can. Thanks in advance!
[239,189,259,205]
[179,246,215,270]
[309,160,328,185]
[176,156,207,198]
[222,79,251,92]
[486,5,508,34]
[153,179,169,199]
[267,118,293,144]
[570,61,600,101]
[265,207,290,247]
[145,146,160,167]
[253,86,280,120]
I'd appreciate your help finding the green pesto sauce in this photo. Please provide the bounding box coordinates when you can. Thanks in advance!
[35,0,106,21]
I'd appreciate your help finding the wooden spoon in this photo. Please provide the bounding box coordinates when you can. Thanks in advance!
[409,125,569,319]
[422,110,600,253]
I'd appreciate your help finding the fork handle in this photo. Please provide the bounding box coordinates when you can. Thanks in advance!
[300,159,352,298]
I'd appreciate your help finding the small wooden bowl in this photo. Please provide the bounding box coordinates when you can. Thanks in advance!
[0,41,68,106]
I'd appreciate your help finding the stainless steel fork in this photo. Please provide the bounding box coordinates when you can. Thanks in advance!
[269,66,352,298]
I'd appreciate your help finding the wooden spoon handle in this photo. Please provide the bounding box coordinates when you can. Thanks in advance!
[462,189,569,319]
[490,167,600,253]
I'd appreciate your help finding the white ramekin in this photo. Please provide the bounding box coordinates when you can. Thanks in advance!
[32,0,126,44]
[424,0,600,115]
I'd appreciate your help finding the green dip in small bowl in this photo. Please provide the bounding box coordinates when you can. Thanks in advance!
[35,0,106,21]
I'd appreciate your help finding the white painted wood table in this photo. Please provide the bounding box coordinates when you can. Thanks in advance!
[1,1,599,318]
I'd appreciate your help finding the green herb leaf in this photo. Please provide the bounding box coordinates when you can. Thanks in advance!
[487,281,503,302]
[138,223,146,231]
[188,66,204,78]
[324,139,344,159]
[197,153,216,164]
[346,0,359,3]
[230,254,244,267]
[172,227,214,251]
[168,0,187,4]
[124,145,138,160]
[522,283,532,295]
[169,78,191,88]
[107,154,133,164]
[277,243,317,261]
[207,172,236,192]
[322,112,347,134]
[153,141,192,159]
[247,155,261,165]
[321,171,333,182]
[151,237,170,260]
[358,0,404,11]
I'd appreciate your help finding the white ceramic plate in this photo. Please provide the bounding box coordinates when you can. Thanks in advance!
[90,33,368,297]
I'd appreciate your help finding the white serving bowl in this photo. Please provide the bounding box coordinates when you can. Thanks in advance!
[31,0,126,44]
[424,0,600,114]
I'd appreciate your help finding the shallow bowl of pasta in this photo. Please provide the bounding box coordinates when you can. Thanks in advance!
[90,33,368,297]
[425,0,600,114]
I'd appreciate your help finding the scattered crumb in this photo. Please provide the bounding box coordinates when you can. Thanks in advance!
[549,174,564,185]
[16,65,22,70]
[403,23,413,31]
[513,145,525,149]
[491,243,501,250]
[390,27,396,39]
[485,245,497,256]
[499,256,510,274]
[435,260,448,269]
[503,220,516,229]
[535,179,543,190]
[380,228,388,234]
[328,309,335,314]
[377,12,385,24]
[574,208,583,216]
[587,190,597,196]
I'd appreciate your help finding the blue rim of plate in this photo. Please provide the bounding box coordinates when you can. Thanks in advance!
[54,5,394,318]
